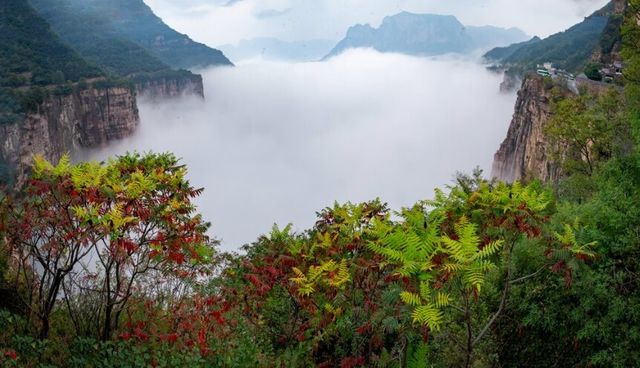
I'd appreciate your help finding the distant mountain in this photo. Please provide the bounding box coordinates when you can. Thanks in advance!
[218,38,336,62]
[31,0,232,71]
[324,12,528,59]
[483,1,622,72]
[483,37,542,62]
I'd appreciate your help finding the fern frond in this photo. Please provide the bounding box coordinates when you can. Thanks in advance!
[401,292,422,306]
[412,305,443,330]
[434,292,450,308]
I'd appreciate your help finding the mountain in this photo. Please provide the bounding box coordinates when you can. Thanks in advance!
[324,12,528,59]
[29,0,168,77]
[218,38,336,62]
[483,1,623,72]
[30,0,214,98]
[0,0,102,123]
[483,36,542,62]
[0,0,139,183]
[0,0,101,86]
[30,0,232,70]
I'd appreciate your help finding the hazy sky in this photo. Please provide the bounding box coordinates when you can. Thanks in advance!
[144,0,610,46]
[87,51,517,251]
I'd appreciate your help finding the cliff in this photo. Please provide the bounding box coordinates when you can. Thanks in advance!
[0,86,138,182]
[491,75,562,183]
[134,73,204,100]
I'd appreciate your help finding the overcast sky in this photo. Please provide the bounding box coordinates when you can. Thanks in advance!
[144,0,610,46]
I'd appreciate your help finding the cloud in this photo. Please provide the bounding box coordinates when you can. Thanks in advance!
[223,0,245,7]
[85,50,517,251]
[255,8,291,19]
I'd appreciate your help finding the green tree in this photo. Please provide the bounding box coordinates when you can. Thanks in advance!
[369,178,595,368]
[584,62,603,81]
[545,88,628,177]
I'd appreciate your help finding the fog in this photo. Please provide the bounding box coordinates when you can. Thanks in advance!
[87,50,517,251]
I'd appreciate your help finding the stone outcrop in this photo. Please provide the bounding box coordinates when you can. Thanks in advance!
[135,74,204,101]
[491,75,562,183]
[0,86,138,181]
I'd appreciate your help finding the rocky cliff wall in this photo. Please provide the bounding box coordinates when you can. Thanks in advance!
[0,86,138,181]
[491,75,562,183]
[135,74,204,101]
[492,74,619,183]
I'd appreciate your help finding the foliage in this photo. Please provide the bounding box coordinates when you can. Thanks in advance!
[495,156,640,367]
[623,0,640,140]
[368,177,595,367]
[216,200,414,367]
[0,0,102,123]
[2,153,213,340]
[545,88,629,177]
[585,62,604,81]
[491,7,640,365]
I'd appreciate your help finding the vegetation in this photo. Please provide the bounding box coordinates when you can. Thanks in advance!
[30,0,232,70]
[30,0,170,77]
[0,156,597,367]
[0,0,102,124]
[483,12,609,72]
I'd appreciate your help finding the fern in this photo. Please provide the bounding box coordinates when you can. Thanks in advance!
[400,292,422,306]
[412,305,443,331]
[407,342,430,368]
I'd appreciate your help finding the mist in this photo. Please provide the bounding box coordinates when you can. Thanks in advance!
[86,49,517,251]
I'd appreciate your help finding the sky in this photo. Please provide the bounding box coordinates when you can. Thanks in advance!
[86,50,517,251]
[144,0,610,46]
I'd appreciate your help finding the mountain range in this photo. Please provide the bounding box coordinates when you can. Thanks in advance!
[30,0,232,75]
[324,12,529,59]
[484,0,624,71]
[219,38,336,62]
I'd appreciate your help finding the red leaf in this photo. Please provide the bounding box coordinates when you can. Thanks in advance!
[3,350,17,360]
[169,251,185,265]
[340,356,365,368]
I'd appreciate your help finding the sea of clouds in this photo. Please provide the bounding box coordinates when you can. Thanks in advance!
[86,49,517,251]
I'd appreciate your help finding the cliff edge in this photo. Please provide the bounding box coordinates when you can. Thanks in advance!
[491,75,561,183]
[0,86,138,182]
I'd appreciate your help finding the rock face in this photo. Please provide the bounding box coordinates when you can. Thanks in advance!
[135,74,204,101]
[491,75,561,183]
[0,86,138,181]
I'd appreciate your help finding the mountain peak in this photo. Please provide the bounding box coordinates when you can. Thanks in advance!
[325,12,529,59]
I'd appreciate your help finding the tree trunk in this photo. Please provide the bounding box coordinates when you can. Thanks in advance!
[39,314,50,339]
[102,303,113,341]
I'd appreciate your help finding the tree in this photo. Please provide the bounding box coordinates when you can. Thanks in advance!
[545,89,628,177]
[622,0,640,140]
[584,63,603,81]
[2,152,213,339]
[368,178,596,367]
